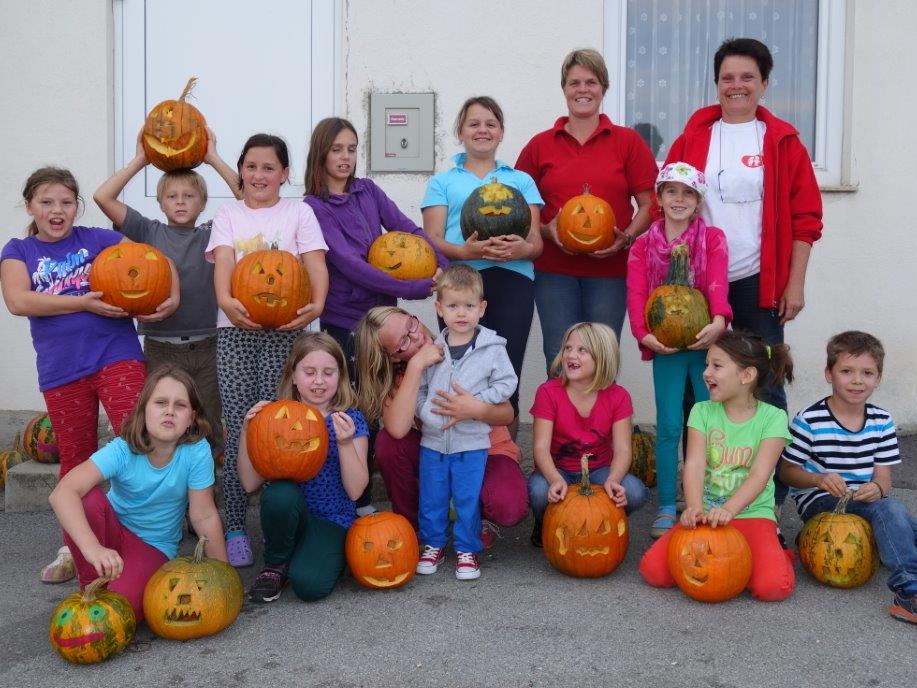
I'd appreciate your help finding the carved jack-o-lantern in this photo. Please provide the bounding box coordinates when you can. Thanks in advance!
[246,400,329,482]
[460,177,531,241]
[367,231,437,281]
[22,412,59,464]
[556,184,617,253]
[542,454,629,578]
[345,512,419,589]
[49,577,136,664]
[88,242,173,316]
[142,77,208,172]
[231,248,311,328]
[644,244,711,349]
[798,491,878,589]
[667,524,752,603]
[143,536,243,640]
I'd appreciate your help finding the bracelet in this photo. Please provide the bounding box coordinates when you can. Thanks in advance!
[873,481,886,498]
[622,232,634,249]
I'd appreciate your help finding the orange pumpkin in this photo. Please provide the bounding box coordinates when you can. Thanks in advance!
[667,524,752,603]
[142,77,208,172]
[23,413,59,464]
[367,231,437,280]
[556,184,617,253]
[0,432,29,486]
[644,243,711,349]
[143,536,243,640]
[542,454,629,578]
[798,491,879,589]
[346,512,419,589]
[88,242,173,316]
[246,400,329,482]
[49,577,136,664]
[231,248,310,328]
[629,425,656,488]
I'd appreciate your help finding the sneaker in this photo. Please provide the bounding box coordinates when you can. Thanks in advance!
[481,520,500,550]
[455,551,481,581]
[530,520,543,548]
[40,546,76,584]
[650,512,676,539]
[416,545,445,575]
[890,595,917,624]
[249,565,289,603]
[355,504,378,517]
[226,532,254,568]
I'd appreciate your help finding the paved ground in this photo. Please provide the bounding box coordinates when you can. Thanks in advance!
[2,434,915,687]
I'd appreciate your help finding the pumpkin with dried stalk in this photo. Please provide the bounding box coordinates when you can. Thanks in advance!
[667,524,752,603]
[542,454,629,578]
[346,512,419,589]
[246,400,329,482]
[644,243,711,349]
[798,490,879,589]
[367,231,437,280]
[89,242,173,316]
[49,577,136,664]
[231,247,311,328]
[143,536,243,640]
[556,184,617,253]
[460,177,531,240]
[142,77,208,171]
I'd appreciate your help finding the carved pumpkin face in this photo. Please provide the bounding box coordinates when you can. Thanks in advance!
[557,186,617,253]
[22,413,59,464]
[231,249,311,328]
[367,231,437,281]
[459,178,531,241]
[142,78,208,172]
[798,508,878,589]
[666,524,752,603]
[88,243,173,316]
[49,578,136,664]
[143,537,244,640]
[245,400,329,482]
[345,512,419,589]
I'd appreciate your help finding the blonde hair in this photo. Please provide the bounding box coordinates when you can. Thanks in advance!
[435,264,484,301]
[550,322,620,393]
[156,169,208,206]
[355,306,410,423]
[560,48,610,94]
[276,332,356,412]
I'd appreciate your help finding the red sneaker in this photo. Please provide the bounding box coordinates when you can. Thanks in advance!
[455,551,481,581]
[890,595,917,624]
[416,545,445,575]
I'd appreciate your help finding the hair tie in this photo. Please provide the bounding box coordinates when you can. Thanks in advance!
[765,345,772,359]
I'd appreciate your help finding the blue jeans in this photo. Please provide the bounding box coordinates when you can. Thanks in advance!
[528,467,648,521]
[418,447,488,553]
[534,272,627,372]
[803,495,917,599]
[728,273,789,506]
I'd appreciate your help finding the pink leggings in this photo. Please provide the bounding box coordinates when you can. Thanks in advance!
[375,427,529,529]
[63,488,168,622]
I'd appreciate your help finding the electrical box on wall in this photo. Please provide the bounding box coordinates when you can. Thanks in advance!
[370,93,434,172]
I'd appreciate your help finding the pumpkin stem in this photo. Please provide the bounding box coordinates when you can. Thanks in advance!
[664,243,694,287]
[178,77,198,102]
[81,576,111,602]
[12,431,22,450]
[579,453,594,495]
[582,183,591,196]
[834,490,854,515]
[193,535,208,563]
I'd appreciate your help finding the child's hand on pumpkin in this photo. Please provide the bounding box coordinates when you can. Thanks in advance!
[219,297,262,330]
[816,472,849,498]
[243,400,272,426]
[680,506,703,528]
[203,127,219,165]
[331,412,356,444]
[85,544,124,580]
[704,506,734,527]
[82,292,130,318]
[279,303,320,331]
[134,127,148,165]
[687,316,727,350]
[641,334,679,355]
[547,478,568,503]
[603,478,628,507]
[137,296,176,323]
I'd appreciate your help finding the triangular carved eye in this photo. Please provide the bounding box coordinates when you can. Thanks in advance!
[572,204,585,214]
[594,207,604,215]
[251,262,265,274]
[577,522,589,537]
[305,409,318,421]
[291,421,302,431]
[274,405,290,420]
[387,539,403,550]
[106,249,123,260]
[598,520,611,535]
[144,251,159,260]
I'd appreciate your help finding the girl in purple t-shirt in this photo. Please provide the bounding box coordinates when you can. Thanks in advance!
[0,167,177,583]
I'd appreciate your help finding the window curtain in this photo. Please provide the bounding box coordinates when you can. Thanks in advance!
[625,0,818,159]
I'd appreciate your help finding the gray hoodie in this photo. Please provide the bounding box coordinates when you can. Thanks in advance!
[416,325,517,454]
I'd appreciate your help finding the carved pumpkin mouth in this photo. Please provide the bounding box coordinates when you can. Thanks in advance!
[143,130,201,157]
[118,290,151,299]
[363,573,409,588]
[164,608,202,624]
[382,262,403,271]
[684,571,710,585]
[478,205,512,216]
[569,231,602,244]
[575,547,610,556]
[253,293,288,307]
[275,436,321,453]
[53,632,105,648]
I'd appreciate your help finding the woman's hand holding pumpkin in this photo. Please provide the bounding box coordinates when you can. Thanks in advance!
[82,291,130,318]
[461,231,490,260]
[704,506,734,527]
[330,411,356,445]
[587,227,627,259]
[279,303,320,331]
[603,478,628,507]
[687,316,727,350]
[541,217,577,256]
[85,544,124,580]
[219,296,261,330]
[641,333,678,355]
[481,234,529,262]
[547,477,568,503]
[680,505,703,528]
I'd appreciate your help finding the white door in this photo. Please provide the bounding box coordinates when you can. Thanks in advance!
[113,0,341,223]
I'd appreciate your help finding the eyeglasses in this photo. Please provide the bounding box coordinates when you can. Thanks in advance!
[389,315,420,357]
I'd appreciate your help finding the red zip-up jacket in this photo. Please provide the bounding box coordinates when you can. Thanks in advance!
[664,105,823,309]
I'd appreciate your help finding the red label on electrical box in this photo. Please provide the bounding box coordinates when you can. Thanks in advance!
[387,113,408,125]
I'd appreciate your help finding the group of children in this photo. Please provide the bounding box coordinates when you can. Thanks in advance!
[1,110,915,626]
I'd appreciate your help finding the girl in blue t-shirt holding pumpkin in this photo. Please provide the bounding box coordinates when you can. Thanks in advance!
[238,332,369,603]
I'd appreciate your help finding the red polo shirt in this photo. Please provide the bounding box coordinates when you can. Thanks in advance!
[515,114,659,278]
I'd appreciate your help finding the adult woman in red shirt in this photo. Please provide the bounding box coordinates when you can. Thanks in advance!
[516,48,658,368]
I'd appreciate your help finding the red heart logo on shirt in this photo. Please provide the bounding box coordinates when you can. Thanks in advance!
[742,154,764,168]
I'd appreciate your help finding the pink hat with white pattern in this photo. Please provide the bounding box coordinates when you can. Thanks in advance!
[655,162,707,200]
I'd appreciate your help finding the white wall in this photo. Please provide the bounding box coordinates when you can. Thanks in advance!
[2,0,915,430]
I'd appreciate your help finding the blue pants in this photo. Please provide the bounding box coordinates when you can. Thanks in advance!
[528,467,648,521]
[418,447,488,553]
[534,272,626,372]
[804,495,917,599]
[652,350,708,509]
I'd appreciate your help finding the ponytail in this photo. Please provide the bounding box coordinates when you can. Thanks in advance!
[712,330,793,398]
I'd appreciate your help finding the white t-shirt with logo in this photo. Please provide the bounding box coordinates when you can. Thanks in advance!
[702,119,766,282]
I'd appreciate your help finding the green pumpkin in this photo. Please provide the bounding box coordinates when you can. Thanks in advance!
[629,425,656,487]
[644,244,711,349]
[49,578,136,664]
[460,177,531,241]
[0,432,29,488]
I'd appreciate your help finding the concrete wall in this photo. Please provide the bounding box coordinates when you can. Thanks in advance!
[1,0,915,430]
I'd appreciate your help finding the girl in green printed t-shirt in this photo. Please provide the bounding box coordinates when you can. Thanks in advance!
[639,331,796,602]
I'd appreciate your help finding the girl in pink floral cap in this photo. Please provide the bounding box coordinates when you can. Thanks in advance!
[625,162,733,538]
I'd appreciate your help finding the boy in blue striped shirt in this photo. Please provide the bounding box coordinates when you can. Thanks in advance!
[780,331,916,624]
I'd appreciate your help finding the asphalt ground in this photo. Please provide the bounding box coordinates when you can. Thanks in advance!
[1,434,915,687]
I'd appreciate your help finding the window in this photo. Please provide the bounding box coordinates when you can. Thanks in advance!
[603,0,848,187]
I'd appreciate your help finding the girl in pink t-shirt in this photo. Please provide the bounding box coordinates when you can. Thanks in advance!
[528,322,648,546]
